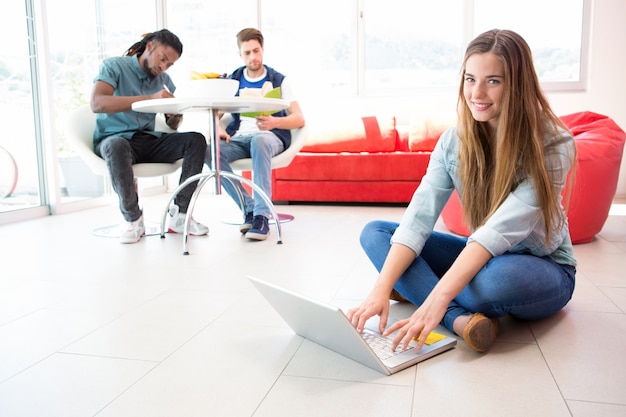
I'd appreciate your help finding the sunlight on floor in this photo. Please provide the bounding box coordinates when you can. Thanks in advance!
[609,201,626,216]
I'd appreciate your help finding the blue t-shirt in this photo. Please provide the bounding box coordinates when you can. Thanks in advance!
[92,55,175,146]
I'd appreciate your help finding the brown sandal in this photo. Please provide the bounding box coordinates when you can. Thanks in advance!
[462,313,499,352]
[389,289,409,302]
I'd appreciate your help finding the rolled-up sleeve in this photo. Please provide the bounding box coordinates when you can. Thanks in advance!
[391,126,575,260]
[468,130,576,257]
[391,128,457,256]
[468,180,542,256]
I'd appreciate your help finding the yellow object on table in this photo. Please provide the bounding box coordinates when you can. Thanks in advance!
[190,70,225,80]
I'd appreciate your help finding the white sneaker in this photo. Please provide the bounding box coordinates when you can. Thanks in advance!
[168,205,209,236]
[120,215,145,244]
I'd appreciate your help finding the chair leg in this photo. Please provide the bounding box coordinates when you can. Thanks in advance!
[160,172,214,255]
[219,177,295,225]
[162,171,286,255]
[220,171,284,244]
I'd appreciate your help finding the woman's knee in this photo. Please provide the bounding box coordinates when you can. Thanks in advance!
[459,257,573,317]
[360,220,392,245]
[360,221,398,268]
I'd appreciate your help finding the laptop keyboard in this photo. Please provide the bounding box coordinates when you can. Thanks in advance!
[362,332,414,360]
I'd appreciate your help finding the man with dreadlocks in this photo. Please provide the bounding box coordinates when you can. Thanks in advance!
[91,29,209,244]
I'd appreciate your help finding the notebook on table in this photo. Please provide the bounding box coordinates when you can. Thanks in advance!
[248,275,457,375]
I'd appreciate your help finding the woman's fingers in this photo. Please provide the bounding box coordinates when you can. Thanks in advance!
[347,300,389,333]
[385,318,437,351]
[347,305,370,332]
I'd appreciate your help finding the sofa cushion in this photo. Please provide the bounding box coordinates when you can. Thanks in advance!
[407,116,454,152]
[301,115,397,153]
[272,179,422,203]
[274,152,431,181]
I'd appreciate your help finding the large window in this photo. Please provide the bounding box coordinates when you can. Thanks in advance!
[165,0,258,83]
[0,1,42,214]
[166,0,587,100]
[259,1,355,98]
[47,0,157,204]
[359,0,586,96]
[472,0,587,91]
[0,0,590,221]
[361,1,466,96]
[46,0,101,203]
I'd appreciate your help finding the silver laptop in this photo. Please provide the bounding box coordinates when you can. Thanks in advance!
[248,276,457,375]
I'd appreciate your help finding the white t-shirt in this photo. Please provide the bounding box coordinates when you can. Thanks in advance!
[236,68,296,135]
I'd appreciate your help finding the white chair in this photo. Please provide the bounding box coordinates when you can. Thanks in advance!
[162,120,308,255]
[65,105,183,236]
[228,124,309,223]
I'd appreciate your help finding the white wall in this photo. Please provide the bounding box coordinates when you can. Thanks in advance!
[548,0,626,197]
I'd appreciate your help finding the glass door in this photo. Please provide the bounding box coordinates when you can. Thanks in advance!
[1,0,163,224]
[0,1,44,217]
[47,0,159,210]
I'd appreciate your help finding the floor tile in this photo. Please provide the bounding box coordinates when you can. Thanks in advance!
[568,399,626,417]
[95,323,301,417]
[0,308,113,383]
[412,342,571,417]
[532,310,626,405]
[62,288,242,361]
[0,353,155,417]
[253,375,414,417]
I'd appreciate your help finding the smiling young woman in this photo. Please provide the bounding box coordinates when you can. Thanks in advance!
[347,29,577,353]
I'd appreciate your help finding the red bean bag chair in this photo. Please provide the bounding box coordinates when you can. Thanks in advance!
[441,112,625,244]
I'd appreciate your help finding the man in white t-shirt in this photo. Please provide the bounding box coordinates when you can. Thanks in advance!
[208,27,305,240]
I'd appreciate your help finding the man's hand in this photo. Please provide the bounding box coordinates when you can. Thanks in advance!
[91,81,175,114]
[152,88,174,100]
[255,115,276,131]
[165,113,182,129]
[217,126,231,143]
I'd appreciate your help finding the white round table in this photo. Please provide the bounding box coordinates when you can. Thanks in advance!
[132,96,289,254]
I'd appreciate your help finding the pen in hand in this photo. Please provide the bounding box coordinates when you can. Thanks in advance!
[161,84,181,124]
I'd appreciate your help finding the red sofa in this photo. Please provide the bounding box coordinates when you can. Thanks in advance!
[270,114,451,203]
[267,110,624,244]
[441,112,625,244]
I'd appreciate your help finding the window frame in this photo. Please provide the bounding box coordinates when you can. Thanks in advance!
[355,0,590,96]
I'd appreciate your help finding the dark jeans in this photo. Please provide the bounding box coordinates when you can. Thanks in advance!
[96,131,206,222]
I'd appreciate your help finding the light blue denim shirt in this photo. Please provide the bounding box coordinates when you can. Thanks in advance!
[391,126,577,267]
[93,55,176,147]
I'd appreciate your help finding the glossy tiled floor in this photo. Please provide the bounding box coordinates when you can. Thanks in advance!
[0,194,625,417]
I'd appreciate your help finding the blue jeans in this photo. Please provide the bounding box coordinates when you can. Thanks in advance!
[360,220,576,333]
[206,132,284,218]
[96,131,207,222]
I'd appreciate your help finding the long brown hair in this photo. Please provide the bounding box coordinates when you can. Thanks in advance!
[456,29,574,242]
